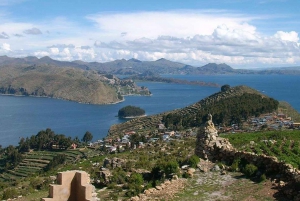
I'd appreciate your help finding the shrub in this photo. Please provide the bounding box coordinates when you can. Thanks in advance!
[164,160,179,176]
[187,155,200,168]
[182,172,192,178]
[30,177,44,190]
[128,173,143,186]
[243,163,258,177]
[125,183,143,197]
[259,174,267,182]
[2,188,18,200]
[230,158,240,172]
[110,168,127,184]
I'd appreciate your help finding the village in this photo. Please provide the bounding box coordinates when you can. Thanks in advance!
[88,112,299,154]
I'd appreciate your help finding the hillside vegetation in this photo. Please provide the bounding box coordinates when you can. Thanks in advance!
[108,85,279,137]
[118,105,146,118]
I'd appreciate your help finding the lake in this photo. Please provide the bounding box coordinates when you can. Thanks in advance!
[0,74,299,147]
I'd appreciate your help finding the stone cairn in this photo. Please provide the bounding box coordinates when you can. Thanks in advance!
[195,113,234,161]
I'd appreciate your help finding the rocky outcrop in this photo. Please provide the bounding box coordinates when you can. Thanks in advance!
[103,157,126,169]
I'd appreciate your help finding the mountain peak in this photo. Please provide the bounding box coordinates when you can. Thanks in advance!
[155,58,168,62]
[24,56,39,61]
[39,56,53,61]
[128,58,141,62]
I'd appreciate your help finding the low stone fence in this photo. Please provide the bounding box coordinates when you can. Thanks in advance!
[195,136,300,200]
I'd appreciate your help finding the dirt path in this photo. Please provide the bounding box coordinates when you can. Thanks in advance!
[173,161,284,201]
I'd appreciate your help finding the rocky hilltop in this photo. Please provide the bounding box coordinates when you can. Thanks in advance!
[0,65,150,104]
[108,85,276,136]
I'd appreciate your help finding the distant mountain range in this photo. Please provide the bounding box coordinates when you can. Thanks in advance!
[0,55,300,75]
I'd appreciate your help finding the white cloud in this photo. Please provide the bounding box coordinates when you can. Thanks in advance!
[93,23,300,67]
[87,10,255,40]
[1,10,299,68]
[1,43,11,51]
[49,47,59,55]
[48,44,75,49]
[34,51,49,57]
[274,31,299,42]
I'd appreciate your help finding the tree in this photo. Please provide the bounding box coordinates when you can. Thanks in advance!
[18,137,30,153]
[82,131,93,143]
[44,154,66,171]
[221,84,231,92]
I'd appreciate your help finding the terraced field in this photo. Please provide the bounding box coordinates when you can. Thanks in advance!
[0,149,85,181]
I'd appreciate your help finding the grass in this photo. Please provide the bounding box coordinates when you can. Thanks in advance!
[220,130,300,168]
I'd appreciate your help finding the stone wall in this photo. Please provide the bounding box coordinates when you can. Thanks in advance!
[195,115,300,200]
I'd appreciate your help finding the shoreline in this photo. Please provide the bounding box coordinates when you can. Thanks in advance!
[0,93,125,105]
[118,114,147,119]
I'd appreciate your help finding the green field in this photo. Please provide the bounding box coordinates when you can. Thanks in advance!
[220,130,300,168]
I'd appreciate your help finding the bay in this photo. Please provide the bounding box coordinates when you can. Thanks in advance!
[0,74,299,147]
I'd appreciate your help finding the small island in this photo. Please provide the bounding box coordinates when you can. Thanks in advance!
[118,105,146,118]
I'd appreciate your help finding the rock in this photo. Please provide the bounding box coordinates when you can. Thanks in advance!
[221,170,227,175]
[131,196,139,201]
[200,167,208,173]
[211,165,220,172]
[148,188,155,193]
[144,189,151,195]
[99,169,111,183]
[279,181,286,187]
[172,175,179,180]
[155,185,162,190]
[181,165,189,170]
[187,168,196,175]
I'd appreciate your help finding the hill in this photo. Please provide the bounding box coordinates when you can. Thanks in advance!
[107,85,279,137]
[0,65,150,104]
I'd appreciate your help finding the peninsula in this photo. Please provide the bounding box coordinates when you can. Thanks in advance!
[0,64,150,104]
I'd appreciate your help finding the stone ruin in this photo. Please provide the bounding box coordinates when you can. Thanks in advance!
[195,114,300,200]
[195,113,234,161]
[42,170,99,201]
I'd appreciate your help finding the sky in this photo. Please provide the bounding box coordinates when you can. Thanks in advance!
[0,0,299,68]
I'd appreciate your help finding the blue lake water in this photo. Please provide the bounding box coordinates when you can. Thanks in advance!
[0,74,299,147]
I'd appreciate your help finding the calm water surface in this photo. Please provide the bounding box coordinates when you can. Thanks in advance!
[0,74,299,147]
